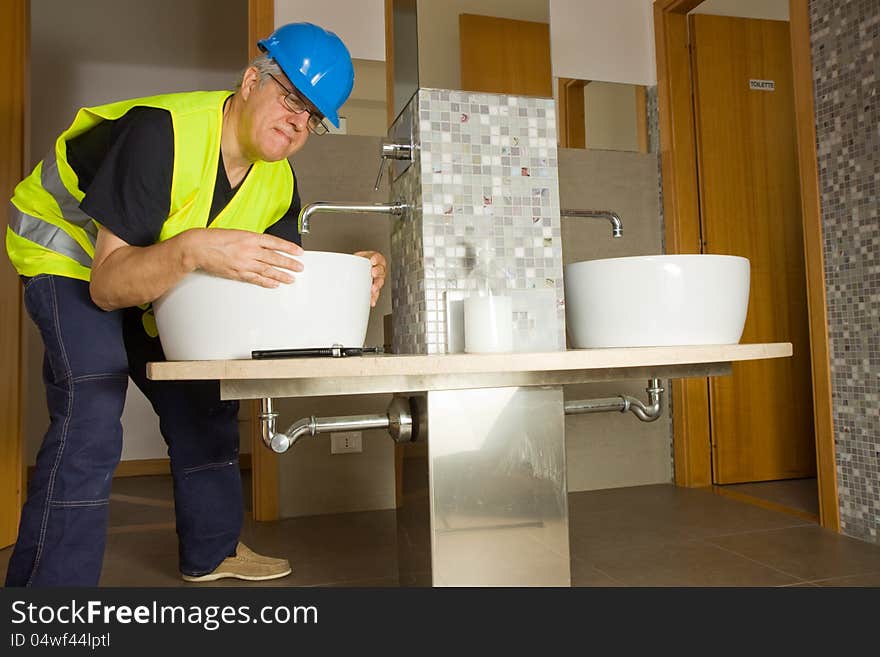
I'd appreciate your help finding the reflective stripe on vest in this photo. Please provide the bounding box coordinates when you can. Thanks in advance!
[7,202,92,268]
[6,147,99,269]
[40,148,99,245]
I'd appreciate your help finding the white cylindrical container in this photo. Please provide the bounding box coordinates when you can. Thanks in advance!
[464,295,514,353]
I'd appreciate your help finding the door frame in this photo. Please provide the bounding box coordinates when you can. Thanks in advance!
[653,0,839,530]
[0,0,27,549]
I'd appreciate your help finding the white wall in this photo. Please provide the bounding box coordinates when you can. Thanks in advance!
[27,0,248,464]
[692,0,789,21]
[274,0,386,60]
[550,0,656,86]
[29,0,247,162]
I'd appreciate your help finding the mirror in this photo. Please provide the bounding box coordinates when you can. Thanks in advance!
[556,79,651,153]
[377,0,650,152]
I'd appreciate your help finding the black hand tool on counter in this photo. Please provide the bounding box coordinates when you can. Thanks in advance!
[251,344,385,359]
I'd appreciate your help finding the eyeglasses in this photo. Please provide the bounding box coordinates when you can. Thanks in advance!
[267,74,329,135]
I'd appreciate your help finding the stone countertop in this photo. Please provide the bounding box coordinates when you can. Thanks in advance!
[146,343,791,400]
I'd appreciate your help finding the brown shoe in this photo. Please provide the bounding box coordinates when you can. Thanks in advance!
[181,542,291,582]
[233,542,289,568]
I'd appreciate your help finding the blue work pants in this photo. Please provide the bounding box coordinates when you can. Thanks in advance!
[4,274,242,586]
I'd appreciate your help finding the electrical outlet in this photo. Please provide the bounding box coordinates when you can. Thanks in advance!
[330,431,362,454]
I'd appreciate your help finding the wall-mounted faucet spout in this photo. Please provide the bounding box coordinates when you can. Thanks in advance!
[298,201,409,234]
[561,209,623,238]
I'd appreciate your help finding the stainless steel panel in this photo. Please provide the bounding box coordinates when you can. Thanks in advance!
[390,0,419,126]
[219,362,732,399]
[426,386,569,586]
[388,91,416,182]
[396,441,432,586]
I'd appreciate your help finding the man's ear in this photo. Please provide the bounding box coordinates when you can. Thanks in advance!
[240,66,261,100]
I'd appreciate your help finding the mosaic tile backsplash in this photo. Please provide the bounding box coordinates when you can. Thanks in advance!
[810,0,880,543]
[390,88,566,355]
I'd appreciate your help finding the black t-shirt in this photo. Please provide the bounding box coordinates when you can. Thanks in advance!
[65,105,301,248]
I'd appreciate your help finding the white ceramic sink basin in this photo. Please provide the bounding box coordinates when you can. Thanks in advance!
[564,254,750,348]
[154,251,372,360]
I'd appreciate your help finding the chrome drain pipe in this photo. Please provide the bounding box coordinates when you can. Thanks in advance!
[260,380,662,454]
[259,396,417,453]
[564,379,664,422]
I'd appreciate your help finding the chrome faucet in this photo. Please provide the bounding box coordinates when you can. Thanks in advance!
[561,209,623,238]
[298,201,409,234]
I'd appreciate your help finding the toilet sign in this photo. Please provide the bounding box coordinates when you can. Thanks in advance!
[749,79,775,91]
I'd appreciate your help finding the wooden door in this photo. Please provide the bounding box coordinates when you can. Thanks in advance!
[691,14,815,483]
[459,14,552,97]
[0,0,27,548]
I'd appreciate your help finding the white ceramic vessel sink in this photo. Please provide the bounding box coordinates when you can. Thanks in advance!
[154,251,372,360]
[564,254,750,348]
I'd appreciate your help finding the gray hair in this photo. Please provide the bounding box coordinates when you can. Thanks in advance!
[234,54,284,90]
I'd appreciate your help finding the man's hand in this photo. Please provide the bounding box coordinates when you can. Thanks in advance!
[190,228,304,288]
[89,226,305,311]
[354,250,387,307]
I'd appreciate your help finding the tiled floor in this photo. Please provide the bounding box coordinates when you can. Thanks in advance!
[720,477,819,518]
[3,475,879,587]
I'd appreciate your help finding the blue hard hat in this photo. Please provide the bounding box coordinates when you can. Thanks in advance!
[258,22,354,128]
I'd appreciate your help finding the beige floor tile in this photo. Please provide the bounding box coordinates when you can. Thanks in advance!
[4,478,879,588]
[779,581,821,587]
[100,550,184,587]
[569,507,698,556]
[643,494,813,539]
[585,540,802,587]
[108,499,175,527]
[811,571,880,587]
[706,525,880,581]
[322,577,400,587]
[569,485,810,545]
[567,484,699,515]
[570,558,626,587]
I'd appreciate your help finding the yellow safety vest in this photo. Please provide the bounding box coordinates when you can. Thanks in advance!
[6,90,295,281]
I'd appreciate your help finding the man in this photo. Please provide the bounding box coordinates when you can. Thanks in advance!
[4,22,387,586]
